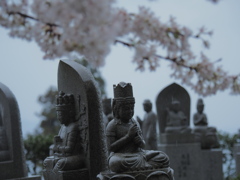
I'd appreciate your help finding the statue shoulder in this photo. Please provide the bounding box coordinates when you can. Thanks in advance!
[67,122,80,132]
[106,119,118,136]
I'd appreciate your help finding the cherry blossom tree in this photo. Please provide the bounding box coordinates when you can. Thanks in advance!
[0,0,239,96]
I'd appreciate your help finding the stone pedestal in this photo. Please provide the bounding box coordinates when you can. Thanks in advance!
[158,143,223,180]
[43,168,89,180]
[6,176,42,180]
[200,149,223,180]
[160,133,195,144]
[97,168,174,180]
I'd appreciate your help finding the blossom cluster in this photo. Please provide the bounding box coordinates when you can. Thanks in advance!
[0,0,239,96]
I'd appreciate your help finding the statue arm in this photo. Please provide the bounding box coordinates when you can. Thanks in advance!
[133,119,145,148]
[108,134,132,152]
[106,121,140,152]
[194,114,207,125]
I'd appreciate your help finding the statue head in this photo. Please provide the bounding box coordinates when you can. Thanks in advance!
[143,99,152,113]
[171,100,180,113]
[112,82,135,122]
[197,98,204,114]
[56,91,75,125]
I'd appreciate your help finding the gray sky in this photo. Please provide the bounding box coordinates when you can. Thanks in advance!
[0,0,240,136]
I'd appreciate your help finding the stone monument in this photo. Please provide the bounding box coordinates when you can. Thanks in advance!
[137,99,158,150]
[98,82,174,180]
[193,98,220,149]
[156,83,194,144]
[0,82,40,180]
[43,60,108,180]
[156,83,223,180]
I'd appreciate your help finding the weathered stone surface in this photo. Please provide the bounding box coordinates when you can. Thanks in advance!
[99,82,174,180]
[0,82,40,180]
[159,143,201,180]
[156,82,223,180]
[139,99,158,150]
[156,83,191,134]
[156,83,193,144]
[200,149,223,180]
[43,91,87,180]
[43,60,108,180]
[102,98,113,127]
[193,98,220,149]
[159,144,223,180]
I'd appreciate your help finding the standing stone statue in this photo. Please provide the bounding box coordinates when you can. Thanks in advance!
[43,91,86,180]
[139,99,158,150]
[193,98,219,149]
[98,82,174,180]
[102,98,113,127]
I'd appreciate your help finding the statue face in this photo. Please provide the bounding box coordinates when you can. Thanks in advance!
[118,103,134,122]
[143,103,152,112]
[172,103,180,112]
[197,104,204,113]
[57,110,69,125]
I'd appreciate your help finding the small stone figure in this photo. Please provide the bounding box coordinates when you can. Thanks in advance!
[104,82,173,179]
[165,100,191,134]
[43,91,85,180]
[102,98,113,127]
[138,99,158,150]
[193,98,219,149]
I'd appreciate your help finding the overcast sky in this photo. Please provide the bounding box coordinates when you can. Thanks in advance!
[0,0,240,137]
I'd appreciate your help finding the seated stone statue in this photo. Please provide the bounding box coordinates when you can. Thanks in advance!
[43,91,85,180]
[165,100,191,134]
[193,98,219,149]
[105,82,173,179]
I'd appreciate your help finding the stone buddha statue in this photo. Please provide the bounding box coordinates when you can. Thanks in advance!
[165,100,191,134]
[43,91,86,180]
[193,98,219,149]
[105,82,172,178]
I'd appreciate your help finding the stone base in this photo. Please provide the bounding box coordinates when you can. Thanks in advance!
[158,143,223,180]
[97,168,174,180]
[43,168,89,180]
[200,149,223,180]
[160,133,195,144]
[6,176,41,180]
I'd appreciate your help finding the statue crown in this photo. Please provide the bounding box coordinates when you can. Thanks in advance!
[113,82,135,102]
[56,91,75,111]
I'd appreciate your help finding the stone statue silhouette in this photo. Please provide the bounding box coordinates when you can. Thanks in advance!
[193,98,219,149]
[138,99,158,150]
[43,91,85,180]
[101,82,174,180]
